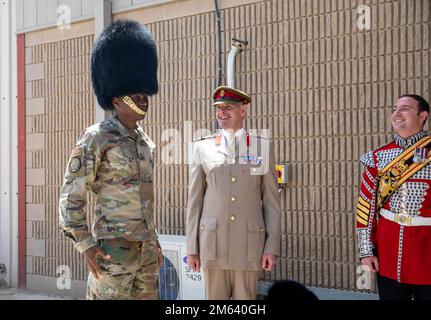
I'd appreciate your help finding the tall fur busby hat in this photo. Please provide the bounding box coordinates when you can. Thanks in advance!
[91,19,158,110]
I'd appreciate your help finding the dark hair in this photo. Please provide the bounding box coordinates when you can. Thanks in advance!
[265,280,319,301]
[400,94,430,114]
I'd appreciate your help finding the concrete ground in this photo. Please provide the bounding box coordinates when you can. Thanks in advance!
[0,288,71,300]
[1,283,379,300]
[257,281,379,300]
[308,286,379,300]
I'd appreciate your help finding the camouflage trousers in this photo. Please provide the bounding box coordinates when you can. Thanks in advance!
[86,238,159,300]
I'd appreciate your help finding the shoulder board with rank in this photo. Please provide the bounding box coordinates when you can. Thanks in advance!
[194,134,216,142]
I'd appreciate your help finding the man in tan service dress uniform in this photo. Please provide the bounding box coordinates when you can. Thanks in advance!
[186,86,281,300]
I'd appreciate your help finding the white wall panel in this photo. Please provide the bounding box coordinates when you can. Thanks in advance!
[59,0,83,19]
[112,0,132,12]
[81,0,95,16]
[0,0,19,288]
[18,0,96,33]
[36,0,55,26]
[23,0,37,29]
[15,0,24,31]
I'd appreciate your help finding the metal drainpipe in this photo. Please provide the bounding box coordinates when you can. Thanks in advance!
[213,1,248,131]
[214,0,222,88]
[227,38,248,130]
[214,0,222,131]
[227,38,248,88]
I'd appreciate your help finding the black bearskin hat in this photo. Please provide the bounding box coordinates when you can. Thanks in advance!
[91,19,158,110]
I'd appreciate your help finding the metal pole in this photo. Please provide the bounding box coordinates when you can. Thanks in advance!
[214,0,222,131]
[214,0,222,88]
[226,38,248,88]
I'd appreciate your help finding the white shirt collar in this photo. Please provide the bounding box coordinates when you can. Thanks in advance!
[221,128,245,140]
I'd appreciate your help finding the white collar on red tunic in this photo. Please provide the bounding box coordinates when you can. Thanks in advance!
[394,130,429,148]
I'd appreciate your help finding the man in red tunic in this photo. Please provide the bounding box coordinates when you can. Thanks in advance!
[356,94,431,300]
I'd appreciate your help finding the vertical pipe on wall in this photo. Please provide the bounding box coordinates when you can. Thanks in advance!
[214,0,222,88]
[17,33,26,289]
[213,0,222,131]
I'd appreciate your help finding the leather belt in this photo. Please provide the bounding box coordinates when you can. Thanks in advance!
[380,208,431,227]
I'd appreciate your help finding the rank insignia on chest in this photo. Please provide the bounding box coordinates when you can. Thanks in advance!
[413,147,428,163]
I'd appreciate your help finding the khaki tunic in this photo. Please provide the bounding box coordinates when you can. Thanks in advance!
[186,130,281,271]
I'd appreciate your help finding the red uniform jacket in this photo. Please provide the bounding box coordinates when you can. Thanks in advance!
[356,131,431,285]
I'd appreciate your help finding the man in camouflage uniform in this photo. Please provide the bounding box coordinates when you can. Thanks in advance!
[59,20,162,300]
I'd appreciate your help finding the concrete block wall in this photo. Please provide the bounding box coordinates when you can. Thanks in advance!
[144,0,431,291]
[25,28,95,297]
[22,0,431,296]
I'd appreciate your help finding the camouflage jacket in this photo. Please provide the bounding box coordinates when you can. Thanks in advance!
[59,116,158,253]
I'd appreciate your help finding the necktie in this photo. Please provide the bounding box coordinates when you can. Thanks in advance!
[227,135,236,164]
